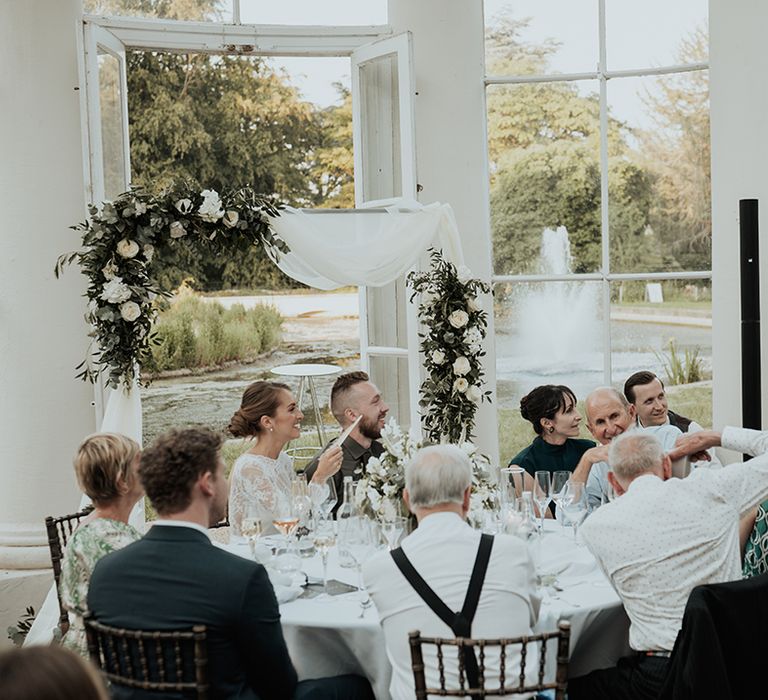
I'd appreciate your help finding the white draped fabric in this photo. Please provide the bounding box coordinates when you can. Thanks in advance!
[268,201,465,290]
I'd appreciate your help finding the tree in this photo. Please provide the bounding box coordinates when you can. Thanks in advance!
[635,26,711,270]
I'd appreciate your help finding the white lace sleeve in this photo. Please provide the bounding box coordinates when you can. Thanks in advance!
[228,453,293,536]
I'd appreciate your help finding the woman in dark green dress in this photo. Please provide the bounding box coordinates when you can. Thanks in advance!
[508,384,595,476]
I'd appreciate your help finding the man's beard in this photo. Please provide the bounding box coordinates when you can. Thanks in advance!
[359,414,383,440]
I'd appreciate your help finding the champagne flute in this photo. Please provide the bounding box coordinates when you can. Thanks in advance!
[551,471,570,530]
[272,494,300,573]
[339,516,375,616]
[561,481,588,542]
[312,518,335,596]
[532,471,552,534]
[240,505,263,560]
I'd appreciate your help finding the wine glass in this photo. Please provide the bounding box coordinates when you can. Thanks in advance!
[240,504,263,560]
[551,471,570,530]
[532,471,552,534]
[381,516,408,551]
[272,494,300,573]
[312,518,336,596]
[339,516,375,616]
[309,478,338,525]
[560,481,588,542]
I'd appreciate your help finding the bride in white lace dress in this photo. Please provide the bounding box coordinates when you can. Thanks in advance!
[228,381,343,536]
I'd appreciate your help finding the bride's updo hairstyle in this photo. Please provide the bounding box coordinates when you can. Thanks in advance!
[520,384,577,435]
[228,381,291,438]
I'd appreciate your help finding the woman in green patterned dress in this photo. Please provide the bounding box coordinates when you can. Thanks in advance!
[60,433,143,656]
[743,501,768,577]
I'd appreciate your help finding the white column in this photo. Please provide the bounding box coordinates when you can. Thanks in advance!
[387,0,499,461]
[709,0,768,446]
[0,0,95,570]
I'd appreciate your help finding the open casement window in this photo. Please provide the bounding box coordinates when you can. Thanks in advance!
[351,32,421,432]
[82,21,131,204]
[81,21,132,421]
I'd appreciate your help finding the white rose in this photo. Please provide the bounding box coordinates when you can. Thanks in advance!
[467,296,482,312]
[175,198,193,214]
[119,301,141,322]
[431,349,446,365]
[143,244,154,262]
[222,210,239,228]
[100,278,132,304]
[134,201,147,215]
[467,384,483,403]
[453,356,471,376]
[448,310,469,329]
[198,189,224,222]
[381,498,398,522]
[169,221,187,238]
[116,239,140,259]
[456,265,472,282]
[367,487,382,511]
[453,377,469,393]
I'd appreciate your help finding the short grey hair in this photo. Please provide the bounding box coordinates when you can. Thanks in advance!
[608,431,664,481]
[405,445,472,508]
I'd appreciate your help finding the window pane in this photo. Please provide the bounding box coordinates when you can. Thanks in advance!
[368,355,411,430]
[610,279,712,427]
[484,0,598,76]
[239,0,386,25]
[606,0,707,71]
[488,81,600,275]
[98,50,127,199]
[607,72,710,273]
[84,0,230,21]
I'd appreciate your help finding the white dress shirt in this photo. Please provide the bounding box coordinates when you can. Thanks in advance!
[363,512,540,700]
[580,426,768,652]
[586,424,682,508]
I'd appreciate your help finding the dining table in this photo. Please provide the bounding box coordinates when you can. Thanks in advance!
[221,519,632,699]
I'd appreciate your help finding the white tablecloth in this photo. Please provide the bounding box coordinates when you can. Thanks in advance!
[225,521,631,699]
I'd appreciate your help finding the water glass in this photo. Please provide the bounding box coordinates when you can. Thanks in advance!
[560,481,588,542]
[532,471,552,533]
[309,478,338,525]
[381,516,408,550]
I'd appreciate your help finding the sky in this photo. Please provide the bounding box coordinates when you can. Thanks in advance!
[239,0,707,135]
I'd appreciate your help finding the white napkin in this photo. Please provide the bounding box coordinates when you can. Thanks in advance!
[265,567,303,604]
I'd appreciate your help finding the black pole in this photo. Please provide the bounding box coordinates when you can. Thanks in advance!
[740,199,761,458]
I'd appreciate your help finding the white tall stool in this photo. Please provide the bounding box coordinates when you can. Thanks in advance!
[270,363,341,447]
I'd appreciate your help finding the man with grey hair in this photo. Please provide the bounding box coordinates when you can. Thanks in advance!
[569,426,768,700]
[363,445,540,700]
[570,386,682,508]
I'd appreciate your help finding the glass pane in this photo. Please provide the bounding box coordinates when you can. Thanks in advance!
[98,49,127,199]
[365,279,408,349]
[610,279,712,427]
[368,355,411,431]
[606,0,708,71]
[607,72,710,273]
[357,52,401,203]
[84,0,230,21]
[240,0,386,25]
[488,81,600,275]
[484,0,598,76]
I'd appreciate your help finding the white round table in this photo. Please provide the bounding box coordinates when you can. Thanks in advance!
[270,363,341,446]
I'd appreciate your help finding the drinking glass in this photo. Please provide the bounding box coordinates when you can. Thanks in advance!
[500,466,526,505]
[339,516,375,614]
[560,481,588,542]
[601,479,617,506]
[272,494,300,573]
[309,478,338,525]
[381,516,408,550]
[551,471,570,530]
[291,476,313,556]
[532,471,552,534]
[240,504,263,560]
[312,518,336,596]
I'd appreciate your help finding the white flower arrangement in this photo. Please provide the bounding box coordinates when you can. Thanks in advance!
[57,184,287,388]
[407,249,492,444]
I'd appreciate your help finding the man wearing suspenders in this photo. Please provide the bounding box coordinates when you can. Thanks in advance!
[363,445,541,700]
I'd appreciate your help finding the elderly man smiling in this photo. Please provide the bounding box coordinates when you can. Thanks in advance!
[570,387,681,508]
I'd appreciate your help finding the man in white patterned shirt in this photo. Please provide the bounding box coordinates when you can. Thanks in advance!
[569,427,768,700]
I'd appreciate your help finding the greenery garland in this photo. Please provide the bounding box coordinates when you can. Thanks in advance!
[407,249,492,443]
[56,183,288,389]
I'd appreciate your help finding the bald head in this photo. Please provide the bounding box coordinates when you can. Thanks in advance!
[585,387,635,445]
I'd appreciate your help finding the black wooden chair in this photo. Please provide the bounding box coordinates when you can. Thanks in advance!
[85,618,209,699]
[408,620,570,699]
[44,505,94,635]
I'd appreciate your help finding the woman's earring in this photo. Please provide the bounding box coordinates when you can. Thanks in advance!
[548,425,555,434]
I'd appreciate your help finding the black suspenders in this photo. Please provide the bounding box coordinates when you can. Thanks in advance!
[390,533,494,692]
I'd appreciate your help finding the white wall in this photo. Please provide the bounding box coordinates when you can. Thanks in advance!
[709,0,768,440]
[388,0,499,462]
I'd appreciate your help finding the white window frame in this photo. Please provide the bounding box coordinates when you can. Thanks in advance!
[484,0,711,383]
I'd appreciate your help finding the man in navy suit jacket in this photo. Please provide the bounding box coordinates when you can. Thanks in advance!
[89,427,372,700]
